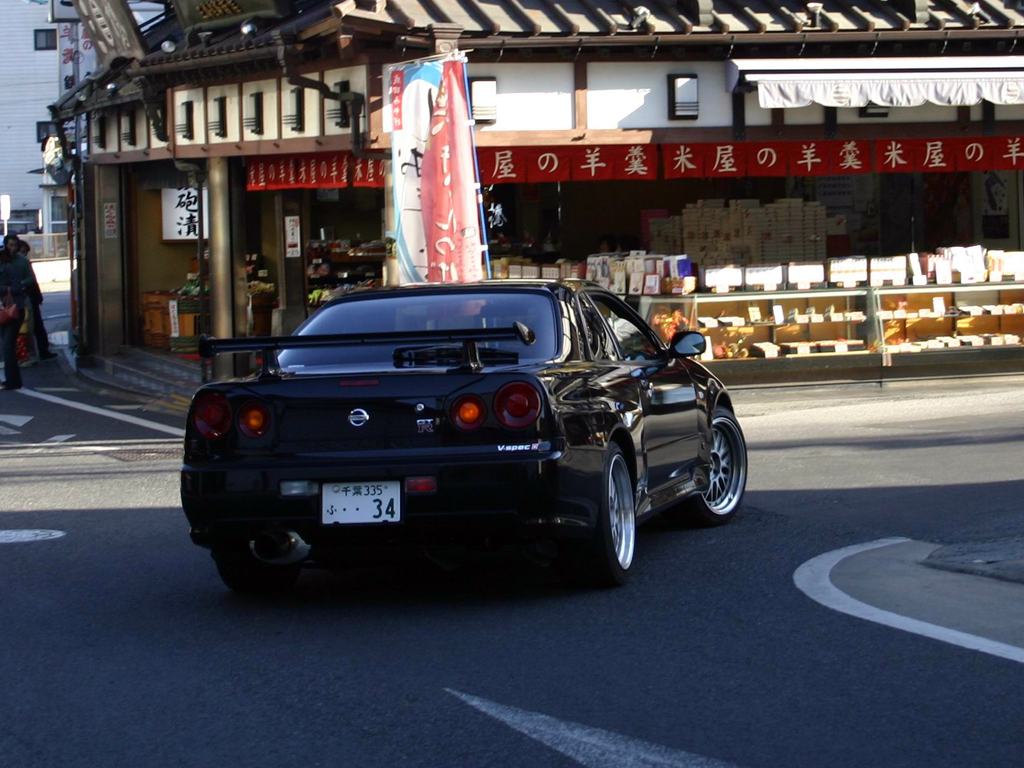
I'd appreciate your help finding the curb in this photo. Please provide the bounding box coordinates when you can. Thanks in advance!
[921,541,1024,586]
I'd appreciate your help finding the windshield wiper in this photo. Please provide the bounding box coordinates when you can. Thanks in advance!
[393,344,520,369]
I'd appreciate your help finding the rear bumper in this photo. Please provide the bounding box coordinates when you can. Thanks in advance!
[181,442,603,552]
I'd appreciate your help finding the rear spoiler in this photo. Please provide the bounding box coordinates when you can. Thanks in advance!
[198,322,536,377]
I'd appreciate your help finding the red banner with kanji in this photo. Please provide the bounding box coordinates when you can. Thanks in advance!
[246,151,384,191]
[249,136,1024,193]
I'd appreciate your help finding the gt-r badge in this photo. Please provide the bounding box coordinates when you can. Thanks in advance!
[416,418,434,433]
[348,408,370,427]
[497,443,540,452]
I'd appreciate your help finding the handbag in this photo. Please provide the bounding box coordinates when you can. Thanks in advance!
[0,288,19,325]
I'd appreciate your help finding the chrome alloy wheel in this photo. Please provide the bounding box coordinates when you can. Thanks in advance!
[703,416,747,516]
[607,454,636,570]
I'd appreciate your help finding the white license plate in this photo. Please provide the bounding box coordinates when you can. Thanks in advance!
[321,481,401,525]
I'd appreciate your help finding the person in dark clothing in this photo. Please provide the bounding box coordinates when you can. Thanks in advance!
[17,241,56,360]
[0,235,35,390]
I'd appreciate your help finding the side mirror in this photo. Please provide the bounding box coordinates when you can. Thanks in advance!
[669,330,706,358]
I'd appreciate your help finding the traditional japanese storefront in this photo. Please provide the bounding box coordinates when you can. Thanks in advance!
[54,0,1024,385]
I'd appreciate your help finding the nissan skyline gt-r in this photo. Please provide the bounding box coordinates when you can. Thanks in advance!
[181,280,748,593]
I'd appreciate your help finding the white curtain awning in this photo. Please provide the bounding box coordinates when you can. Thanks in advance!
[727,57,1024,109]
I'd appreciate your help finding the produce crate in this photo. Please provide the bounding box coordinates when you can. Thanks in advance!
[170,336,199,353]
[142,291,176,349]
[175,296,202,314]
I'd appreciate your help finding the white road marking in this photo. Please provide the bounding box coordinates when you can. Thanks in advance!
[44,434,75,443]
[0,530,66,544]
[15,388,185,437]
[0,414,33,428]
[447,689,745,768]
[793,538,1024,666]
[0,425,20,436]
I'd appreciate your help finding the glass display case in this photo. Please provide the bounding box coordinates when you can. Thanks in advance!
[874,281,1024,355]
[638,281,1024,383]
[639,287,871,362]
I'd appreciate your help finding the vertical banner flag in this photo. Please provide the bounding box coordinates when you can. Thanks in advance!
[385,53,488,284]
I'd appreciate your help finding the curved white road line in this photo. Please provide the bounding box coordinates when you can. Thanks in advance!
[794,538,1024,665]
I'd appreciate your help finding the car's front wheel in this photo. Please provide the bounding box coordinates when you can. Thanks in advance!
[212,550,301,595]
[558,444,636,588]
[665,406,747,527]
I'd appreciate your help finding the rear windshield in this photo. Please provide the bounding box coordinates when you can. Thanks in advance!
[278,291,559,374]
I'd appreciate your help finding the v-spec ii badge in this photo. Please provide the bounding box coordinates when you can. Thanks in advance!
[497,443,540,453]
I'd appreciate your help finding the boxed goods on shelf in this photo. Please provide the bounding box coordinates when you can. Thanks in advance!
[986,250,1024,279]
[829,257,868,286]
[869,256,908,286]
[940,245,987,283]
[745,264,785,291]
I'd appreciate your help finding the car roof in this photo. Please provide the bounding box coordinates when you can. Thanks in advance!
[320,279,598,308]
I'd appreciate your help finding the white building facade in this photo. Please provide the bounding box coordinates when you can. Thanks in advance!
[0,0,59,234]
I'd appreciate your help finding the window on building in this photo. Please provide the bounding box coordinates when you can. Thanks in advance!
[50,196,68,234]
[34,29,57,51]
[37,121,56,143]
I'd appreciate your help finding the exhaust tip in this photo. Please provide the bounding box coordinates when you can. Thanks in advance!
[250,530,310,565]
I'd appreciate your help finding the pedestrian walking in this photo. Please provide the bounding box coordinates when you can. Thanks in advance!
[0,235,35,390]
[18,240,56,360]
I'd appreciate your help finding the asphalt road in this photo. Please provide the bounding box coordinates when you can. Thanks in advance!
[2,364,1023,768]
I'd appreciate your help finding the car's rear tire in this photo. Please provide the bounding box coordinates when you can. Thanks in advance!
[665,406,747,527]
[558,444,635,588]
[212,551,301,595]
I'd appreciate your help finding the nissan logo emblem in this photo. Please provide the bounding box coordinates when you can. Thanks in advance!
[348,408,370,427]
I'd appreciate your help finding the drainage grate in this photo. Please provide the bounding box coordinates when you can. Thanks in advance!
[106,447,183,462]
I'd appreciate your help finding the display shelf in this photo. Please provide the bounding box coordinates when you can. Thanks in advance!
[874,280,1024,295]
[697,319,868,328]
[640,287,870,363]
[685,287,870,302]
[874,281,1024,356]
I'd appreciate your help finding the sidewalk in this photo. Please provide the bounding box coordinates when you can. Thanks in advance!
[923,537,1024,585]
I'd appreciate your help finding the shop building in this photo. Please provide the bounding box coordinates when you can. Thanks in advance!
[54,0,1024,386]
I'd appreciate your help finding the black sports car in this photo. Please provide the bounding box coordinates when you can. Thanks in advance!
[182,280,747,592]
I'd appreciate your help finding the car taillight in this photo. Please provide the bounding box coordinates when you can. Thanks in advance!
[452,395,486,430]
[494,382,541,429]
[237,401,271,438]
[193,392,232,439]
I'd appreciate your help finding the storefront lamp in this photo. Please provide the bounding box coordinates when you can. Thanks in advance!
[469,78,498,124]
[668,74,699,120]
[245,92,264,136]
[210,97,227,138]
[284,88,305,133]
[176,101,194,141]
[328,81,351,128]
[121,107,136,147]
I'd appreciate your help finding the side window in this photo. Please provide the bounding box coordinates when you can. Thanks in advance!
[589,295,661,361]
[579,297,617,360]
